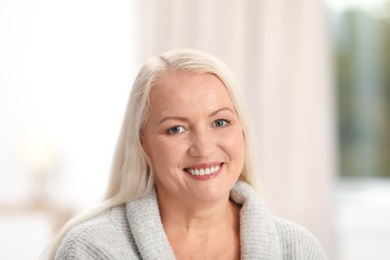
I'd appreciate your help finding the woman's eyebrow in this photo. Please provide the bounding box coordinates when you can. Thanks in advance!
[158,107,235,125]
[210,107,235,117]
[159,116,189,125]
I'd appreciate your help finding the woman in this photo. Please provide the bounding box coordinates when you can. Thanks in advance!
[46,49,327,259]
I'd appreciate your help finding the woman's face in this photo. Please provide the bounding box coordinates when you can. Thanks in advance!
[141,72,245,204]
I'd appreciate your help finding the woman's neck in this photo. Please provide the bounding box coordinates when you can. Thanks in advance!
[156,186,240,235]
[157,191,241,259]
[161,198,238,230]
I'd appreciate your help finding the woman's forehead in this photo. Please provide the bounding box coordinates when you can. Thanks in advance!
[147,72,235,116]
[151,72,229,99]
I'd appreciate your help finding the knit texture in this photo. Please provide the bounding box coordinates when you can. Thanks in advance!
[55,181,327,259]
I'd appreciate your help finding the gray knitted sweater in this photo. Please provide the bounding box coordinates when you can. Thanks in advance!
[55,181,327,259]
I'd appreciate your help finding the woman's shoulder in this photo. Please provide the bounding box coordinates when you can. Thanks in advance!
[231,180,328,259]
[272,216,328,260]
[55,205,139,259]
[64,205,129,238]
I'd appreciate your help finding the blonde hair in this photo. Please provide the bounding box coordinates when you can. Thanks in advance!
[45,49,259,259]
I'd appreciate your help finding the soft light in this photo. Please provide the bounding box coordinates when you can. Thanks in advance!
[19,128,59,175]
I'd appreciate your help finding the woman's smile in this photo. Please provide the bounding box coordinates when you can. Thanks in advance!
[184,162,224,180]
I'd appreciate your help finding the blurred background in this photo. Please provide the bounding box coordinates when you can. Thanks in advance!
[0,0,389,259]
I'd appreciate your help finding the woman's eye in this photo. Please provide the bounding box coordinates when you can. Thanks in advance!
[167,125,185,134]
[213,119,231,128]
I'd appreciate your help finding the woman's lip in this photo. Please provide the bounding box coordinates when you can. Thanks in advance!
[184,161,223,170]
[184,163,223,180]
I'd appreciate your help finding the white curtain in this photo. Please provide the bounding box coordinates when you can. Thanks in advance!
[135,0,336,257]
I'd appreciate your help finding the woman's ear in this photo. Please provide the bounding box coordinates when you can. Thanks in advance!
[140,136,150,158]
[140,128,147,145]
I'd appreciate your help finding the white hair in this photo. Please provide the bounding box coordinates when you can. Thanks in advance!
[44,49,260,259]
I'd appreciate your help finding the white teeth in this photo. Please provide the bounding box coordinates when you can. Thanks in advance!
[187,165,221,176]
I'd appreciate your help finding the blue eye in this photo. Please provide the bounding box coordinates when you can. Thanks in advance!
[213,119,230,128]
[168,125,185,134]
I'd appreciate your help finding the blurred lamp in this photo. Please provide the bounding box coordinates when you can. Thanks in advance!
[19,128,59,208]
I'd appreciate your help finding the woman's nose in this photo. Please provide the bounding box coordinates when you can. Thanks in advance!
[188,129,215,158]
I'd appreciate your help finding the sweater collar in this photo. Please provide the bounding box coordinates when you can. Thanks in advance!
[230,180,283,259]
[126,190,176,260]
[126,180,283,260]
